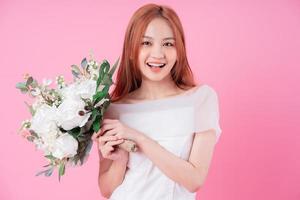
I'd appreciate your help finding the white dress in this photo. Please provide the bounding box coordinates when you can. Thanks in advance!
[105,84,222,200]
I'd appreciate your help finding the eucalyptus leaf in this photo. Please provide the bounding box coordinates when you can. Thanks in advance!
[36,167,53,177]
[59,163,65,176]
[16,82,27,90]
[58,163,65,181]
[43,164,51,168]
[45,167,54,177]
[81,57,88,69]
[71,65,82,79]
[45,154,56,160]
[35,169,48,177]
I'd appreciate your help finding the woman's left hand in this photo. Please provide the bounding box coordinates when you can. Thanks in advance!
[96,119,143,143]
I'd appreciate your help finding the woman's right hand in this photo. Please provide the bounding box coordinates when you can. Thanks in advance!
[93,132,129,162]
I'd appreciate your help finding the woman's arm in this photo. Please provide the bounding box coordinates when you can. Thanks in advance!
[100,119,218,193]
[94,131,129,198]
[136,129,217,193]
[98,156,128,198]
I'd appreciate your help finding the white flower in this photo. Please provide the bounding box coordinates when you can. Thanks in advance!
[76,79,97,99]
[59,79,96,101]
[30,104,58,135]
[52,134,78,159]
[36,129,60,155]
[56,98,91,130]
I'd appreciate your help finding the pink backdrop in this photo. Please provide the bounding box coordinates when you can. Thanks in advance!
[1,0,299,199]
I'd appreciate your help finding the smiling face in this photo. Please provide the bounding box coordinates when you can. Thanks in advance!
[138,17,177,82]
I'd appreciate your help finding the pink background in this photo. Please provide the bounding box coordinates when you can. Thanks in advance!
[1,0,299,199]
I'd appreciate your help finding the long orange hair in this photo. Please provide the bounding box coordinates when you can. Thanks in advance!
[110,3,197,103]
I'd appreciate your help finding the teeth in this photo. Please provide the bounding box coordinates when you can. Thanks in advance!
[147,63,166,68]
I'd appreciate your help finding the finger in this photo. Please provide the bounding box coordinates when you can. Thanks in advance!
[101,123,117,134]
[105,139,124,147]
[102,119,119,125]
[100,145,114,156]
[92,127,106,140]
[98,135,118,146]
[92,132,101,140]
[103,128,118,137]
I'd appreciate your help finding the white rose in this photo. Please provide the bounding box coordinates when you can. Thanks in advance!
[34,129,60,155]
[56,98,91,130]
[75,79,97,99]
[30,104,58,135]
[52,134,78,159]
[59,79,97,101]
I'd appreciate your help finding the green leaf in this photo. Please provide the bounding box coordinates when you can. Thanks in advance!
[35,166,54,177]
[92,115,101,132]
[58,163,65,181]
[68,127,81,138]
[93,85,110,106]
[96,60,110,90]
[16,82,26,89]
[45,154,56,160]
[108,57,119,78]
[91,109,100,122]
[92,90,106,102]
[45,167,54,177]
[81,57,88,69]
[71,64,82,79]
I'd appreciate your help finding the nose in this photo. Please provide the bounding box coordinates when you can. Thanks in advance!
[150,44,165,59]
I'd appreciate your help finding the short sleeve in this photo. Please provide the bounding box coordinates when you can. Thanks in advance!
[194,86,222,143]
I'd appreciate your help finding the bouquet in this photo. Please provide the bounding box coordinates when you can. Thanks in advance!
[16,53,137,181]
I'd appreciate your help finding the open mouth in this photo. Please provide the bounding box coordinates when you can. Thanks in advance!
[146,62,166,68]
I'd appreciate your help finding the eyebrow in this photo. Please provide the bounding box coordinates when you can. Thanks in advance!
[142,36,175,40]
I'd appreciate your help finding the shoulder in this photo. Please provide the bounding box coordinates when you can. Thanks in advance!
[195,84,220,107]
[196,84,219,98]
[205,85,219,97]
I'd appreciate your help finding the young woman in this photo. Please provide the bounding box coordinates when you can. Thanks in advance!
[92,3,222,200]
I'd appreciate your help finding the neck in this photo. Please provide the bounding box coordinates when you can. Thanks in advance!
[137,77,182,100]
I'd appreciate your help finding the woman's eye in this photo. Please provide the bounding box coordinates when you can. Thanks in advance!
[164,42,174,47]
[141,41,151,46]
